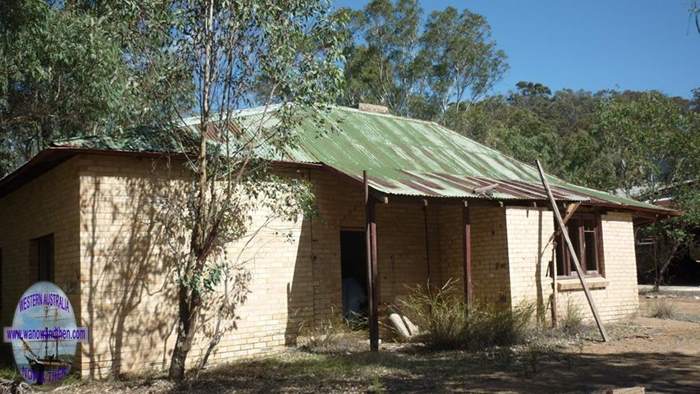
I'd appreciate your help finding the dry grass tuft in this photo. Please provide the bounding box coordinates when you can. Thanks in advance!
[648,298,677,319]
[397,279,534,350]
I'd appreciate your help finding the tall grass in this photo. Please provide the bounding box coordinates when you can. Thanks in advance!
[397,279,534,350]
[648,298,677,319]
[559,299,584,335]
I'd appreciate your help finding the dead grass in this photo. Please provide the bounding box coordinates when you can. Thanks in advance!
[647,298,678,319]
[18,296,700,393]
[397,280,534,350]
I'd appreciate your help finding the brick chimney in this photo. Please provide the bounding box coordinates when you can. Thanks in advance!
[358,103,390,114]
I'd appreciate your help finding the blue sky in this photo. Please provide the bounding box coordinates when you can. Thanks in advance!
[333,0,700,98]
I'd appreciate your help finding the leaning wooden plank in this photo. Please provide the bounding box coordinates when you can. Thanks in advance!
[536,160,610,342]
[545,202,581,249]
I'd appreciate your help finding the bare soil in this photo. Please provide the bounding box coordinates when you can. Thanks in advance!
[37,296,700,393]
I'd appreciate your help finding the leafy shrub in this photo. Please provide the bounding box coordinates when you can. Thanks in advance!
[648,298,676,319]
[397,279,534,350]
[559,299,584,335]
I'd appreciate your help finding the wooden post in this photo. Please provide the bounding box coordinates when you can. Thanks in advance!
[536,161,609,342]
[364,171,379,351]
[462,201,473,307]
[423,200,431,283]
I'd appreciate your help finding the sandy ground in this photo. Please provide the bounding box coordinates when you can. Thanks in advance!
[25,296,700,393]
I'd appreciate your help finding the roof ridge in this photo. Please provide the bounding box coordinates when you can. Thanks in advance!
[332,105,439,126]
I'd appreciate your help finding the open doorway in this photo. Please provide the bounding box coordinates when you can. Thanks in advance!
[340,230,368,321]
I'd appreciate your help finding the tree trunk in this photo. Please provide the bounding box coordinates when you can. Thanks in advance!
[654,242,680,291]
[168,287,201,380]
[168,0,213,380]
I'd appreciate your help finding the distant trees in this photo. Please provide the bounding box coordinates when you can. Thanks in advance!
[338,0,507,120]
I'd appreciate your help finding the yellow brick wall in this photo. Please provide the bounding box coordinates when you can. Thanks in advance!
[471,206,510,305]
[554,211,640,322]
[0,151,641,378]
[505,207,639,323]
[75,154,442,377]
[437,205,510,305]
[76,154,323,377]
[505,207,554,323]
[0,157,82,364]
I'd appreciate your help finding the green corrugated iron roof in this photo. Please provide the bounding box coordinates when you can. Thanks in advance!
[53,105,672,214]
[235,106,670,212]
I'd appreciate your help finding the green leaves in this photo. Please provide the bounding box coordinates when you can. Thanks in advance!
[592,92,694,196]
[338,0,506,119]
[0,0,188,176]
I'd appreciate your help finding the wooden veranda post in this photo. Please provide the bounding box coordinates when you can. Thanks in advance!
[364,171,379,351]
[551,243,558,327]
[423,200,431,283]
[462,201,473,307]
[536,161,609,342]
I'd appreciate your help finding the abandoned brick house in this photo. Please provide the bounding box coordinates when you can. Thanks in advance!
[0,105,674,377]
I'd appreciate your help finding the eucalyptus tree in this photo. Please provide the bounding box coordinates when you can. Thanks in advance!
[418,7,507,119]
[0,0,187,176]
[339,0,507,120]
[341,0,423,116]
[159,0,345,380]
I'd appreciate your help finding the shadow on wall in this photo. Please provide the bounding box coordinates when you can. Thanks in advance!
[285,218,315,346]
[81,165,180,378]
[81,168,175,378]
[81,157,298,378]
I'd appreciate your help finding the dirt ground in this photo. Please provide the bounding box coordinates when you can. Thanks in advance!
[28,296,700,393]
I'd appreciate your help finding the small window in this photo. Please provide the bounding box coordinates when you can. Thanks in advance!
[555,214,604,277]
[32,234,55,282]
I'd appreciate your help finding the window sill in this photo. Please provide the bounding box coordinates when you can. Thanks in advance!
[556,277,608,292]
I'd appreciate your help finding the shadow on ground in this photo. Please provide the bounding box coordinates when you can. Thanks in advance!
[167,347,700,393]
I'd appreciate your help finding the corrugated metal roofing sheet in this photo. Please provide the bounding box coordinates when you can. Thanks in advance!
[52,105,672,213]
[237,106,670,211]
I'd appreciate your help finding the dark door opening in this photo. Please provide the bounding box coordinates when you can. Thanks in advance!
[340,230,367,321]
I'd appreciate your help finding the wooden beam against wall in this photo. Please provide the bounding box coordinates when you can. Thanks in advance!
[462,201,473,308]
[364,170,380,351]
[536,161,609,342]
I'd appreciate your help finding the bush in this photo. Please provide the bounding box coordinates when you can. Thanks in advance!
[648,298,676,319]
[559,299,584,335]
[397,279,534,350]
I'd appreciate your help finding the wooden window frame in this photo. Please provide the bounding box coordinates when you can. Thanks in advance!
[555,213,605,278]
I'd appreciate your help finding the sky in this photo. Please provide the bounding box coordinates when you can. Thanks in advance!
[333,0,700,98]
